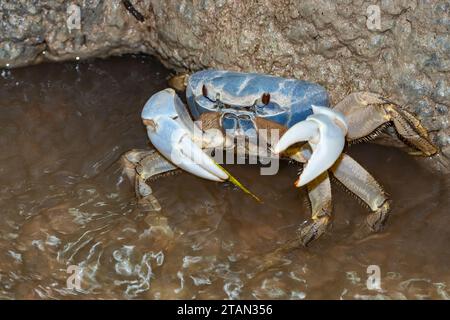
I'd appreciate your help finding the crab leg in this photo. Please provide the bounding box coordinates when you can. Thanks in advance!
[141,89,228,182]
[121,149,177,211]
[330,153,391,231]
[299,171,333,245]
[334,92,437,156]
[274,105,348,187]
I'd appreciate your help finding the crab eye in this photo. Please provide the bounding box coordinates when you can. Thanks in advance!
[202,85,208,97]
[262,93,270,105]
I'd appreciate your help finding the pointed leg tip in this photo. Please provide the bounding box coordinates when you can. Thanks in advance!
[298,216,330,246]
[425,145,439,157]
[407,144,438,157]
[366,200,391,232]
[294,178,302,187]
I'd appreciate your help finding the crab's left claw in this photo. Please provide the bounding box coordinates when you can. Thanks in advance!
[274,106,348,187]
[142,89,228,182]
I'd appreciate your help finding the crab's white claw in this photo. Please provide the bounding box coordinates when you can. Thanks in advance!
[273,121,319,153]
[274,106,348,187]
[142,89,228,182]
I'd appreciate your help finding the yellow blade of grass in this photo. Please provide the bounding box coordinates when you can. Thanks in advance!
[213,161,262,203]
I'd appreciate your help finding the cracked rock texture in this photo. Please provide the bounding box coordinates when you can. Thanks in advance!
[0,0,449,161]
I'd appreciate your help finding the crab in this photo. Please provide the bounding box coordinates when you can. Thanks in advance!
[122,70,437,246]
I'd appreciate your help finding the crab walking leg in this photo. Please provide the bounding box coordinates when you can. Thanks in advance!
[299,172,333,245]
[386,105,437,155]
[274,143,333,246]
[330,153,391,231]
[121,149,153,184]
[121,149,177,211]
[142,89,228,182]
[334,92,437,156]
[274,105,348,187]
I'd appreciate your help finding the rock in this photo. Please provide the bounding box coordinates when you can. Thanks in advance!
[0,0,449,160]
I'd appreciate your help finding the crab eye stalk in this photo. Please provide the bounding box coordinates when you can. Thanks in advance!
[262,93,270,105]
[202,84,208,97]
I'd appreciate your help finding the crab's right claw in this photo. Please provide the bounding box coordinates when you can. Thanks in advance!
[274,106,348,187]
[142,89,228,182]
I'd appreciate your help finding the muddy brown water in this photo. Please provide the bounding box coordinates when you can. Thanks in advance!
[0,56,449,299]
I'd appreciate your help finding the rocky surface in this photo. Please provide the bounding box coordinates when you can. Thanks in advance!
[0,0,449,161]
